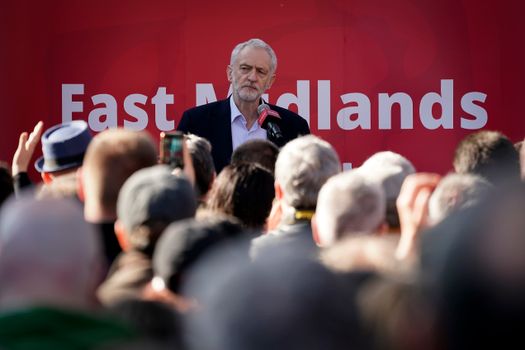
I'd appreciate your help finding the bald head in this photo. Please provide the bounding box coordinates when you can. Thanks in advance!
[0,196,102,308]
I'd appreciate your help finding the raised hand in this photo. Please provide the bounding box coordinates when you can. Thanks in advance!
[12,121,44,175]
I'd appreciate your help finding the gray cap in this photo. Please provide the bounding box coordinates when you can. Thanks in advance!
[117,165,197,233]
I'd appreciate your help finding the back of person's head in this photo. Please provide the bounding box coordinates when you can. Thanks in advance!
[315,170,386,247]
[184,251,373,350]
[358,273,434,350]
[453,130,520,184]
[206,163,274,229]
[360,151,416,230]
[0,161,13,208]
[109,299,181,347]
[0,195,102,308]
[231,139,279,174]
[36,171,78,200]
[320,234,404,275]
[117,165,197,257]
[422,183,525,349]
[428,172,492,224]
[275,135,341,210]
[185,134,215,200]
[152,217,246,296]
[81,128,157,220]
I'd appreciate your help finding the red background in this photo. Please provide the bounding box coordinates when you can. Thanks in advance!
[2,0,525,181]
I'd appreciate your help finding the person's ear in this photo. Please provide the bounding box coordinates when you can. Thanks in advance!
[311,214,322,246]
[274,181,283,201]
[114,220,129,252]
[41,172,53,184]
[76,167,85,202]
[266,73,276,90]
[226,65,233,83]
[377,222,390,236]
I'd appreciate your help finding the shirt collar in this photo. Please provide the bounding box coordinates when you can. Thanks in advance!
[229,96,268,124]
[230,96,244,124]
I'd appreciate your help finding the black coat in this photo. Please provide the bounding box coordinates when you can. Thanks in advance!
[177,98,310,172]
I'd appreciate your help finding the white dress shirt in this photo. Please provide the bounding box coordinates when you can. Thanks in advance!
[230,97,267,151]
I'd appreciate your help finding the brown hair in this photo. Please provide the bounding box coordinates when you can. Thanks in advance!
[207,163,274,229]
[82,129,157,216]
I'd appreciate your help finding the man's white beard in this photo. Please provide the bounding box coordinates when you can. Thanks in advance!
[235,83,262,103]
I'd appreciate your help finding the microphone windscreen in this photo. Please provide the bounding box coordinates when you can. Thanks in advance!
[257,103,270,115]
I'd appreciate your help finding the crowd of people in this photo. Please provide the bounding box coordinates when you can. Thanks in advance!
[0,119,524,349]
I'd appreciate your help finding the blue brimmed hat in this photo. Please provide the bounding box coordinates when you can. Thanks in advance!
[34,120,92,173]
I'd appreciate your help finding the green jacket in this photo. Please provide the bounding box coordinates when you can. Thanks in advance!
[0,306,136,350]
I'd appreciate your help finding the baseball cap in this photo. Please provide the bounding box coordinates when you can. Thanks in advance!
[117,165,197,234]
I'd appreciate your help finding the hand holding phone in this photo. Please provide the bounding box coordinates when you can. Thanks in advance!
[160,132,185,169]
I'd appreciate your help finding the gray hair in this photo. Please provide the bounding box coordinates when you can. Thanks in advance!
[230,38,278,74]
[315,170,386,246]
[275,135,341,210]
[360,151,416,228]
[428,172,492,224]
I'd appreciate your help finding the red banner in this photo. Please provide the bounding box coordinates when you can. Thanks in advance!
[2,0,524,179]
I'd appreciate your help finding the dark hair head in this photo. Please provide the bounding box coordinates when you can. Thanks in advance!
[231,139,279,174]
[421,183,525,349]
[185,252,373,350]
[186,134,215,199]
[453,131,520,184]
[109,299,181,345]
[153,217,246,294]
[207,163,275,229]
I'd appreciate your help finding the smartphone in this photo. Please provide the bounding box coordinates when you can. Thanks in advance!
[159,131,185,168]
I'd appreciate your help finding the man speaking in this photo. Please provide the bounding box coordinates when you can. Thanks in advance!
[177,38,310,172]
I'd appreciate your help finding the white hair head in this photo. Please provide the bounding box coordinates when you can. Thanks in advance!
[428,172,492,224]
[275,135,341,210]
[230,38,278,74]
[315,169,386,246]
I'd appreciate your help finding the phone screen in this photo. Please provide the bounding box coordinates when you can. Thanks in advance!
[160,132,184,168]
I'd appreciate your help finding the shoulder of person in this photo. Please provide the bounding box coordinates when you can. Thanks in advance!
[249,231,282,260]
[183,99,228,115]
[268,104,310,134]
[269,103,299,118]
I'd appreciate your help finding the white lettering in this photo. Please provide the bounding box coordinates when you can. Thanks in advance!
[196,83,217,106]
[318,80,331,130]
[461,92,488,129]
[276,80,310,125]
[89,94,118,131]
[337,93,371,130]
[152,87,175,131]
[62,84,84,123]
[123,94,148,130]
[378,92,414,129]
[419,79,454,129]
[59,81,488,133]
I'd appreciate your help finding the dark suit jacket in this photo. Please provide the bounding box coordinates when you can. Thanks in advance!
[177,98,310,172]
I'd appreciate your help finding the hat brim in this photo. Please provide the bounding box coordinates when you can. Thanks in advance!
[34,156,82,173]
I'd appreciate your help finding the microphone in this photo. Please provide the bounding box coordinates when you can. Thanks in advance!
[257,103,284,146]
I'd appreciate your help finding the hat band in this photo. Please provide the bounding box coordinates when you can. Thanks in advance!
[43,153,85,170]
